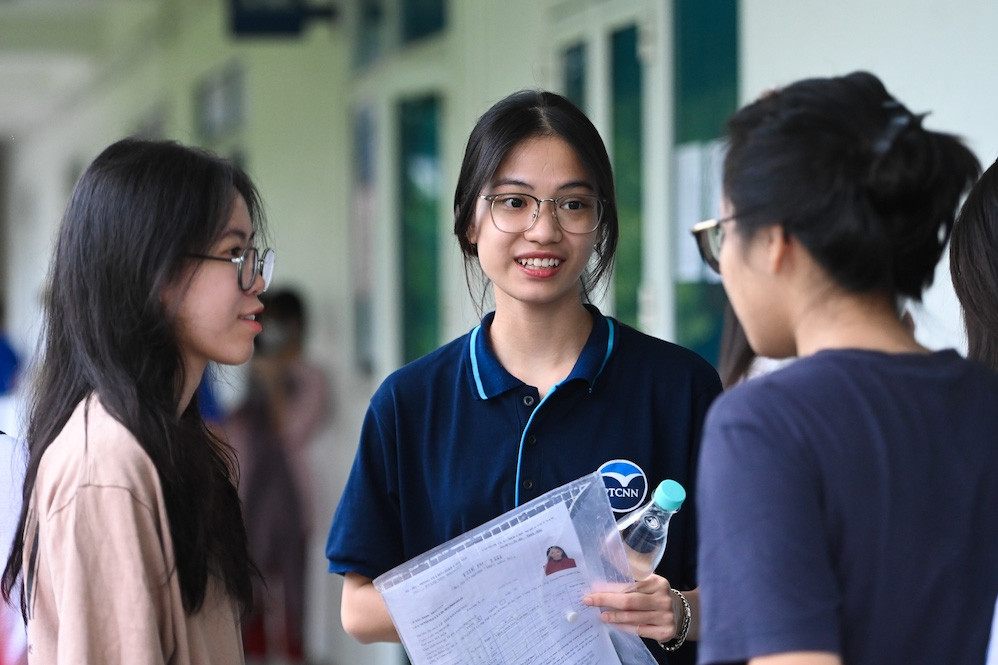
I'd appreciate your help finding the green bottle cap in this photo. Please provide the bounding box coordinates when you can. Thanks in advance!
[652,479,686,512]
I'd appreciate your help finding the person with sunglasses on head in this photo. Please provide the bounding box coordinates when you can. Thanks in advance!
[691,71,998,665]
[1,138,275,664]
[326,90,722,663]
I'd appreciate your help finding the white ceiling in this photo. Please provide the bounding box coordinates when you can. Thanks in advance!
[0,0,160,137]
[0,54,99,136]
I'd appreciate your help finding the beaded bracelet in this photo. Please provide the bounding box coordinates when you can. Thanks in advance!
[660,587,691,652]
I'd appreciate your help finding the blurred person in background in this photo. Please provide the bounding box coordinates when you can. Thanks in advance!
[0,306,21,437]
[950,160,998,657]
[227,288,329,664]
[0,428,25,665]
[0,305,25,664]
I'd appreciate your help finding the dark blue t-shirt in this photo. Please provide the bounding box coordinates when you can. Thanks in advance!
[697,349,998,665]
[327,306,721,663]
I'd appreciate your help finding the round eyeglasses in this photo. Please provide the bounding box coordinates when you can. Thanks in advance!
[187,247,276,292]
[480,192,604,234]
[690,217,733,274]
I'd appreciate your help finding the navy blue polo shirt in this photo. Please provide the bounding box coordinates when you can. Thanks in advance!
[326,305,720,611]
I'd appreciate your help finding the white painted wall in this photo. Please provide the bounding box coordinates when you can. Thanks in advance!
[739,0,998,351]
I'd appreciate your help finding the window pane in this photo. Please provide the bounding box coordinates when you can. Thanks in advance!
[401,0,445,42]
[351,107,377,375]
[355,0,386,68]
[674,0,738,144]
[562,43,587,111]
[611,25,643,328]
[398,95,441,362]
[672,0,738,367]
[676,282,727,367]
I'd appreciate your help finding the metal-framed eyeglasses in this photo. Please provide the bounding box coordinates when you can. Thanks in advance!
[690,217,734,274]
[480,192,604,234]
[187,247,276,292]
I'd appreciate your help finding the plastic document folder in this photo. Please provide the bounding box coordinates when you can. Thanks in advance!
[375,471,658,665]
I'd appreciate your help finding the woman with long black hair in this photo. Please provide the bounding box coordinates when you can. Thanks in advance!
[2,138,275,663]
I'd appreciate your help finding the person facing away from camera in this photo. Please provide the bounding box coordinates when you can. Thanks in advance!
[691,71,998,665]
[326,89,721,663]
[1,138,276,664]
[951,155,998,372]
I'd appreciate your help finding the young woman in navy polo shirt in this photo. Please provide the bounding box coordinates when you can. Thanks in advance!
[327,90,721,663]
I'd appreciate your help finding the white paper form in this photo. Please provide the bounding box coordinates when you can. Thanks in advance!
[375,473,658,665]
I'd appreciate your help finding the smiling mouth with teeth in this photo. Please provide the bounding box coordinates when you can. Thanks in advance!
[518,257,561,268]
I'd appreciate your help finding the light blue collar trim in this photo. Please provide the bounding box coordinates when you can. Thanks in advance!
[594,318,615,385]
[469,325,487,399]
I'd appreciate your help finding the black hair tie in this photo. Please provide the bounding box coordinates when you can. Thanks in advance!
[872,101,927,156]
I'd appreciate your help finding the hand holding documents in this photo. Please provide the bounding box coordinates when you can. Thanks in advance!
[374,472,658,665]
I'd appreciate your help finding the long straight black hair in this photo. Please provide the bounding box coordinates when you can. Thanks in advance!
[951,157,998,371]
[2,138,262,614]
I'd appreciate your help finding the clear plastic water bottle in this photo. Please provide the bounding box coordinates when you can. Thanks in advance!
[616,479,686,580]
